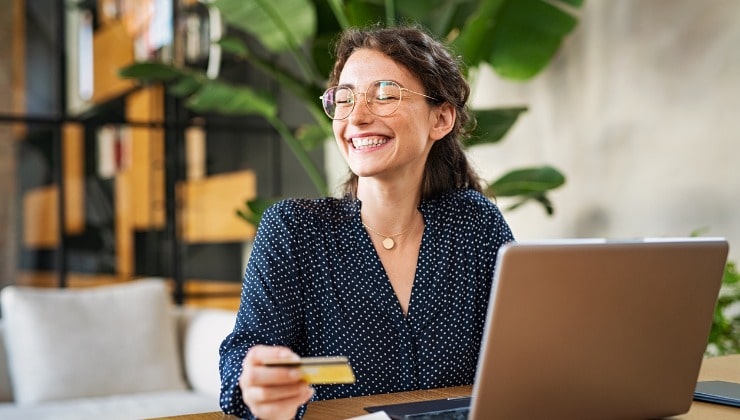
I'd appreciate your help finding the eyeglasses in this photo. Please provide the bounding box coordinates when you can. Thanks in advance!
[320,80,437,120]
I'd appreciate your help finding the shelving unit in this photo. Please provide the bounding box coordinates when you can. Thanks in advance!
[2,0,324,309]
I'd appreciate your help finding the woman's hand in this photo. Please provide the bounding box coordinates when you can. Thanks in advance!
[239,345,315,420]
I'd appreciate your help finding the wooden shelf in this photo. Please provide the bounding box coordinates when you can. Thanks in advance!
[180,170,257,243]
[92,19,135,105]
[22,185,58,248]
[21,123,85,248]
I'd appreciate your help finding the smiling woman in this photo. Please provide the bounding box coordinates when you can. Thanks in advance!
[217,25,515,420]
[114,3,585,420]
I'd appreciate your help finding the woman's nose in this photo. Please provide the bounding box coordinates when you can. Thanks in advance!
[348,93,373,123]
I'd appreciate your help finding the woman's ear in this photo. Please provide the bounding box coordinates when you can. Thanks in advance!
[429,102,455,141]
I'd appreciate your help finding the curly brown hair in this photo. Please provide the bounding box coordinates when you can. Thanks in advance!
[329,25,483,200]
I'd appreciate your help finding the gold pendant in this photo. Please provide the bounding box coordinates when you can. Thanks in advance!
[382,237,395,250]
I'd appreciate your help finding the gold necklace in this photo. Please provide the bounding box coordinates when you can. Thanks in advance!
[361,221,411,250]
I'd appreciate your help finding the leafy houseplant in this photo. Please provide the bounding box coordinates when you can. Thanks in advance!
[707,259,740,356]
[121,0,583,225]
[690,229,740,356]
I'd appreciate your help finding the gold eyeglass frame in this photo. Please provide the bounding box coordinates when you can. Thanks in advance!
[320,80,437,120]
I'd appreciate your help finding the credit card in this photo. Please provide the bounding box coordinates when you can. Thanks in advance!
[263,356,356,385]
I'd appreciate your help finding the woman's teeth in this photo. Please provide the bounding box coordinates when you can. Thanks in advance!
[352,136,389,149]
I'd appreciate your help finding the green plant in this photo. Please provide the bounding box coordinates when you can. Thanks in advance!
[707,259,740,356]
[691,229,740,356]
[121,0,582,225]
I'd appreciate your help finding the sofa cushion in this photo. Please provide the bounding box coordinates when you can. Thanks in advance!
[0,322,13,402]
[182,308,236,397]
[0,390,220,420]
[0,279,187,404]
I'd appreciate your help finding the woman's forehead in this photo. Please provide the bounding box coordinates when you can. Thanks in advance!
[338,49,419,88]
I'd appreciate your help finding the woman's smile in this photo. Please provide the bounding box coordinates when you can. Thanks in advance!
[351,135,392,150]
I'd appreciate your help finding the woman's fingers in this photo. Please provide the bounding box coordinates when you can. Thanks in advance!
[245,345,300,366]
[246,386,315,420]
[241,363,301,386]
[239,345,314,419]
[241,381,313,404]
[241,345,301,385]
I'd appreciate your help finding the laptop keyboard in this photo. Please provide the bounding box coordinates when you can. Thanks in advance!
[401,406,470,419]
[365,396,471,420]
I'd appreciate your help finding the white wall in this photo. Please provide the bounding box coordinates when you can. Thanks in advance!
[325,0,740,261]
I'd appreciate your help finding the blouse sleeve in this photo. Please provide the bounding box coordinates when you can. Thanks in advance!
[218,202,307,419]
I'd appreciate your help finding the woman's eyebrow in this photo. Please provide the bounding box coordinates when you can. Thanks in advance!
[336,79,404,89]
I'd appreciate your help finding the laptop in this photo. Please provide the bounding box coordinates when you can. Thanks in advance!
[365,237,729,419]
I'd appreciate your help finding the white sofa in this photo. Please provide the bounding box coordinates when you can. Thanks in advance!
[0,279,237,420]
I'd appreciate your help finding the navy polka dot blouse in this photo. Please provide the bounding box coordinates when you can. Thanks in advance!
[219,188,514,419]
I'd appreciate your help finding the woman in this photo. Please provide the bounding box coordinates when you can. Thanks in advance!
[219,25,514,419]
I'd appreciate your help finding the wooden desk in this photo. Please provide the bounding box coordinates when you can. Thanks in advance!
[156,354,740,419]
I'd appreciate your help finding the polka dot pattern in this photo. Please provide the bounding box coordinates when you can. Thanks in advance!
[219,189,514,419]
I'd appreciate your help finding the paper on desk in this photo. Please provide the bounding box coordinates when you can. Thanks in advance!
[345,411,391,419]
